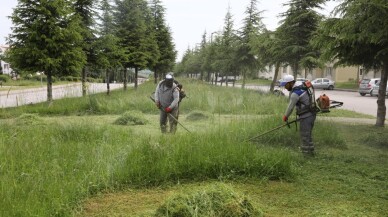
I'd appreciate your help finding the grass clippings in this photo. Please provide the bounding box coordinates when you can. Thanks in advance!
[114,111,149,126]
[154,183,262,217]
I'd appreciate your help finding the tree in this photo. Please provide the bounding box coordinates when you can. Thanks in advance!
[149,0,176,83]
[95,0,126,95]
[7,0,86,101]
[115,0,154,89]
[219,6,239,86]
[277,0,325,78]
[237,0,266,88]
[312,0,388,127]
[250,30,286,92]
[73,0,97,96]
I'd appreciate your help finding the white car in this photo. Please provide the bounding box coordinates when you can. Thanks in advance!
[358,78,380,96]
[371,81,388,97]
[310,78,335,90]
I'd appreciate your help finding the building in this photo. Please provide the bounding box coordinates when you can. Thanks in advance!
[0,45,13,75]
[260,61,381,82]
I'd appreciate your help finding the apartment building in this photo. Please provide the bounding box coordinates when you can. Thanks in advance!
[0,44,13,75]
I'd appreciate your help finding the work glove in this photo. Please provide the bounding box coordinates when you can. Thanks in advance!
[155,102,161,109]
[165,107,172,113]
[282,115,288,122]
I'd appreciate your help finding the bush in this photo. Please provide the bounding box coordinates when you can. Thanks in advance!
[0,74,10,82]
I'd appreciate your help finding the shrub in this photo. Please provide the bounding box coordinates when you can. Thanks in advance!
[0,74,10,82]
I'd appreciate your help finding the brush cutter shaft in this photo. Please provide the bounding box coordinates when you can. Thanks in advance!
[246,119,299,141]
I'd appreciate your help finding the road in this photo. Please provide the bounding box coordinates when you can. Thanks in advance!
[240,84,384,117]
[0,83,125,108]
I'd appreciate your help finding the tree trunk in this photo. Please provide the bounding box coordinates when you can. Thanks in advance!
[47,71,53,101]
[154,70,157,84]
[292,63,299,78]
[82,66,87,97]
[106,68,110,95]
[270,62,281,92]
[134,67,138,89]
[123,68,128,91]
[241,71,246,89]
[375,60,388,127]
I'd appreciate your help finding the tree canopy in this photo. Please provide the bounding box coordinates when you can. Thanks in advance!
[312,0,388,126]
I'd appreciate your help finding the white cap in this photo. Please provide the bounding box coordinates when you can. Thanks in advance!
[165,74,173,79]
[280,75,295,86]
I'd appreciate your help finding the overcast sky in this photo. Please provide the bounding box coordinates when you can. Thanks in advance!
[0,0,338,60]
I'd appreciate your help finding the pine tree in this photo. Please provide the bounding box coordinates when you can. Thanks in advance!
[7,0,86,101]
[237,0,266,88]
[95,0,126,94]
[115,0,153,89]
[73,0,97,96]
[220,6,238,85]
[277,0,325,77]
[149,0,176,83]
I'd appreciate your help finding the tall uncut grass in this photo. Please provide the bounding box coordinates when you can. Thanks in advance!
[0,79,287,118]
[0,78,349,216]
[0,120,133,216]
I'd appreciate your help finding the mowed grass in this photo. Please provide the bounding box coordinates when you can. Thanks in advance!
[0,78,387,216]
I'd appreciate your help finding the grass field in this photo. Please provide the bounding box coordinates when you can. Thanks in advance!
[0,78,386,216]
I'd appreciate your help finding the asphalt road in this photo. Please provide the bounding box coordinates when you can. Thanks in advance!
[236,84,385,117]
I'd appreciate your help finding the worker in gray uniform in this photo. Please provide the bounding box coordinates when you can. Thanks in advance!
[154,73,180,133]
[281,74,317,156]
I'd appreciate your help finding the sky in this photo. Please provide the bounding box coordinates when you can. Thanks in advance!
[0,0,338,61]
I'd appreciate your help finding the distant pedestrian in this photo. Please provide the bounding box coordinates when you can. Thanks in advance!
[154,73,180,133]
[281,74,317,156]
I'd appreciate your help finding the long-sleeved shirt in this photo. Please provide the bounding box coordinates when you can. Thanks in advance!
[284,85,315,119]
[155,80,180,109]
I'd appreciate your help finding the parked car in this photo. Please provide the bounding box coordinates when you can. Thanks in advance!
[310,78,335,90]
[358,78,380,96]
[371,81,388,97]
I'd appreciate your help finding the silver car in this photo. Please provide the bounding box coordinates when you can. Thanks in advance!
[358,78,380,96]
[371,81,388,97]
[311,78,335,90]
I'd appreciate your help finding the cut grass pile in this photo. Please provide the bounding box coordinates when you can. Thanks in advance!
[155,183,262,217]
[113,111,149,125]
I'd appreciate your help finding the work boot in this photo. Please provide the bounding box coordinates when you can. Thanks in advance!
[302,151,315,158]
[301,145,315,157]
[161,125,167,133]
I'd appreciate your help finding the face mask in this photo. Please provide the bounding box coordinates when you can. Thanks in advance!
[165,80,173,87]
[285,82,293,91]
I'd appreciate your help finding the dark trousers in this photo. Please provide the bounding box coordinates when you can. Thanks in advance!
[299,114,316,154]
